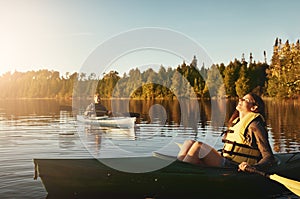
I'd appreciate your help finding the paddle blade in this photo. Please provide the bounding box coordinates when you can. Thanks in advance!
[269,174,300,196]
[175,142,183,149]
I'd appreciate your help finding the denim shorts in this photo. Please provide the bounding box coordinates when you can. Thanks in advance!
[221,157,238,168]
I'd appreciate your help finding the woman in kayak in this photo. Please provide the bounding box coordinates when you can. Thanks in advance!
[177,93,275,171]
[84,93,112,117]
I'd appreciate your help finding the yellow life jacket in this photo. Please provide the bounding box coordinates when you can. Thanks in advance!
[222,112,263,165]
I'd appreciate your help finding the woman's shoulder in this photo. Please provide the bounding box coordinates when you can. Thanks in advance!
[251,116,265,124]
[248,116,267,135]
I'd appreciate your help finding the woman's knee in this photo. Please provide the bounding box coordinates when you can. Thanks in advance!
[183,140,196,145]
[185,141,202,155]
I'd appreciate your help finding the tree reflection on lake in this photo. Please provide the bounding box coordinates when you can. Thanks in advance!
[0,98,299,153]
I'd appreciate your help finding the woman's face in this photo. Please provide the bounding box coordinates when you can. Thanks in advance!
[236,94,256,113]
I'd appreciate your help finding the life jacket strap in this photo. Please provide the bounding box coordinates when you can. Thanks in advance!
[222,149,261,160]
[222,139,261,160]
[222,139,255,149]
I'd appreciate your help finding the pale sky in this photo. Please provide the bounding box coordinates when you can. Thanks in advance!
[1,0,300,77]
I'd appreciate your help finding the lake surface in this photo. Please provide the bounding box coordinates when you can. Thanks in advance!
[0,98,299,198]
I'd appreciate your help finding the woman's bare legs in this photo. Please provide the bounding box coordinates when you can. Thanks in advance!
[178,140,224,167]
[177,140,196,161]
[181,141,203,165]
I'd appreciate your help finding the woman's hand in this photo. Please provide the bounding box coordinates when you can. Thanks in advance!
[238,162,254,172]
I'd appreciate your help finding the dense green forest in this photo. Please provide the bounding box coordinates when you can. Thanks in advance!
[0,38,299,99]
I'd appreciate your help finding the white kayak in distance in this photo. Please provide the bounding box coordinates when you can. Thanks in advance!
[76,115,136,129]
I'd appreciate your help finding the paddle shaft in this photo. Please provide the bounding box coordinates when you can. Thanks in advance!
[96,110,140,118]
[245,166,270,178]
[113,112,140,118]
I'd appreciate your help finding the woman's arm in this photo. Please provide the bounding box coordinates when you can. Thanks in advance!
[248,119,275,170]
[84,103,95,116]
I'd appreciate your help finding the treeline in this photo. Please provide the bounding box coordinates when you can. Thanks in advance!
[93,59,268,99]
[0,70,78,98]
[0,38,299,99]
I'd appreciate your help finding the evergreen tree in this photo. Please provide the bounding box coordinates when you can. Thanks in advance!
[267,38,300,98]
[171,71,184,98]
[203,64,223,98]
[223,59,241,97]
[235,65,251,97]
[248,62,268,95]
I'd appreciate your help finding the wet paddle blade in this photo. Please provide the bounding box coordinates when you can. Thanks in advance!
[152,152,177,161]
[269,174,300,196]
[175,142,183,149]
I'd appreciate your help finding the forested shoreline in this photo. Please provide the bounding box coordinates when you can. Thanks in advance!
[0,38,299,99]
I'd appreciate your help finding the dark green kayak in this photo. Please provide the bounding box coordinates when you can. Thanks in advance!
[34,152,300,199]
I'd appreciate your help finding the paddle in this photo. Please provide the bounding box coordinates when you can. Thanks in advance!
[112,112,140,118]
[175,142,183,149]
[245,166,300,196]
[95,110,140,118]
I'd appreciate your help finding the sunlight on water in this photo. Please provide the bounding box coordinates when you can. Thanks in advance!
[0,112,92,198]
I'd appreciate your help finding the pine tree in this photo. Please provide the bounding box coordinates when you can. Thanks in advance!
[223,59,241,97]
[203,64,223,98]
[235,65,251,97]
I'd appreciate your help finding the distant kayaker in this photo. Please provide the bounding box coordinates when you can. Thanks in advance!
[177,93,275,172]
[84,93,112,117]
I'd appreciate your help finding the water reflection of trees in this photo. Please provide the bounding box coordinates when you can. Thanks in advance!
[1,99,299,152]
[265,99,300,152]
[0,99,65,117]
[102,99,224,129]
[101,98,300,152]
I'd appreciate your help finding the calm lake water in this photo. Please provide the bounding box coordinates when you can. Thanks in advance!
[0,98,299,198]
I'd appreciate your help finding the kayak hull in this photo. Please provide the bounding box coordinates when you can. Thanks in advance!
[34,153,300,198]
[76,115,136,129]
